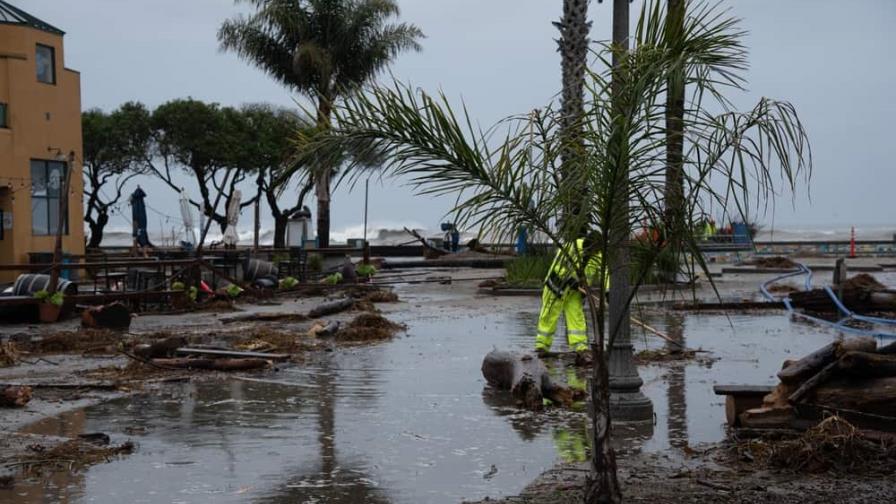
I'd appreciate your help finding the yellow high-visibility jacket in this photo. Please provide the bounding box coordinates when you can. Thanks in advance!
[543,238,606,297]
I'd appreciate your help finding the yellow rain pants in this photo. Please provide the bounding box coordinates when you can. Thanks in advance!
[534,238,604,353]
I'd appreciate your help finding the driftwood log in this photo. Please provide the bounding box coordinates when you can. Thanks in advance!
[404,227,449,258]
[481,350,580,410]
[220,312,309,324]
[133,336,187,360]
[837,351,896,378]
[150,358,270,371]
[777,337,876,385]
[810,376,896,417]
[0,385,32,407]
[307,298,354,319]
[81,302,132,330]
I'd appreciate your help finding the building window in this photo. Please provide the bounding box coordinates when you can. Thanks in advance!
[36,44,56,84]
[0,103,7,128]
[31,160,68,236]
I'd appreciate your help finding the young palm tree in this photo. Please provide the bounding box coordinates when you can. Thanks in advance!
[299,1,810,501]
[218,0,423,247]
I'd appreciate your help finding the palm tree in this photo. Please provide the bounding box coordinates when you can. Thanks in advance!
[298,2,811,501]
[555,0,591,225]
[218,0,423,247]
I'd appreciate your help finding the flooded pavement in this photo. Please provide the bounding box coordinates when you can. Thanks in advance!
[1,271,887,503]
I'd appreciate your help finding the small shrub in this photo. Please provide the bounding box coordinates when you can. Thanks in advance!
[504,255,552,288]
[33,289,64,306]
[307,253,323,273]
[356,263,377,278]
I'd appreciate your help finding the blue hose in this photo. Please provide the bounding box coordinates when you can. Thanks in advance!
[761,263,896,340]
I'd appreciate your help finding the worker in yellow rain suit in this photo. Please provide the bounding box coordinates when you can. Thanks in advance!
[535,237,605,353]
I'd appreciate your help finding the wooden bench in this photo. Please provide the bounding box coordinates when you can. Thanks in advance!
[713,384,775,426]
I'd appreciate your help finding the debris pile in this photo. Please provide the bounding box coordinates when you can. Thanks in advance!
[335,313,405,342]
[735,337,896,429]
[733,416,896,473]
[15,438,135,475]
[752,256,798,269]
[0,385,32,407]
[0,341,19,367]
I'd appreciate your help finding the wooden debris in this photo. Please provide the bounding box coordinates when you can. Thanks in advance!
[307,297,355,318]
[777,337,876,385]
[133,336,187,360]
[81,302,132,330]
[219,312,308,324]
[307,320,341,338]
[837,351,896,378]
[174,347,289,360]
[150,358,270,371]
[481,349,583,410]
[0,385,32,407]
[738,405,795,429]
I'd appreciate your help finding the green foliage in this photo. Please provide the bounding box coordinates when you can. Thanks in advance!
[307,253,323,273]
[187,286,198,302]
[504,255,553,288]
[324,272,343,285]
[33,290,64,306]
[279,276,299,289]
[224,284,244,298]
[356,263,377,278]
[171,281,185,291]
[218,0,423,246]
[82,102,153,247]
[218,0,423,100]
[304,0,812,343]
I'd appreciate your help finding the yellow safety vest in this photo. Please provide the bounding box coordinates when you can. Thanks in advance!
[544,238,606,297]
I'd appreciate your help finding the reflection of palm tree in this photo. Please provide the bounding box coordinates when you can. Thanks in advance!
[258,352,391,504]
[664,313,688,448]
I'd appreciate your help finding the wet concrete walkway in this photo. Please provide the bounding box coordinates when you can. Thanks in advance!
[1,270,869,503]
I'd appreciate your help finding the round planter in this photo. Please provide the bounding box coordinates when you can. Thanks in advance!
[38,303,62,323]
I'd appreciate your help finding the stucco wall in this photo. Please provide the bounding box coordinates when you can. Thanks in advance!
[0,24,83,282]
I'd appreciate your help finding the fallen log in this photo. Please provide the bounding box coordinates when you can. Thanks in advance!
[307,298,354,319]
[777,337,877,385]
[788,361,839,404]
[810,376,896,417]
[0,385,32,407]
[81,302,132,330]
[837,351,896,378]
[219,312,308,324]
[149,358,270,371]
[481,349,581,410]
[133,336,187,360]
[174,347,290,361]
[403,227,449,258]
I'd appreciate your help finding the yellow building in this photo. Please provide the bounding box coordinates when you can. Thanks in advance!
[0,2,84,282]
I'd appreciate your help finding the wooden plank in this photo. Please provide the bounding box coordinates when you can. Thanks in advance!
[713,384,775,396]
[174,347,290,361]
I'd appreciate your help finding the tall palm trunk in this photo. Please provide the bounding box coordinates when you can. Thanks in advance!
[663,0,686,240]
[555,0,591,228]
[316,96,333,248]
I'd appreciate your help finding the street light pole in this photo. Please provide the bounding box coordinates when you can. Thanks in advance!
[607,0,653,422]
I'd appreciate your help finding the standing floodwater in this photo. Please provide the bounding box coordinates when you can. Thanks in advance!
[4,276,849,503]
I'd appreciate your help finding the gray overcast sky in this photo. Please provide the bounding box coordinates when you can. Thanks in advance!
[15,0,896,239]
